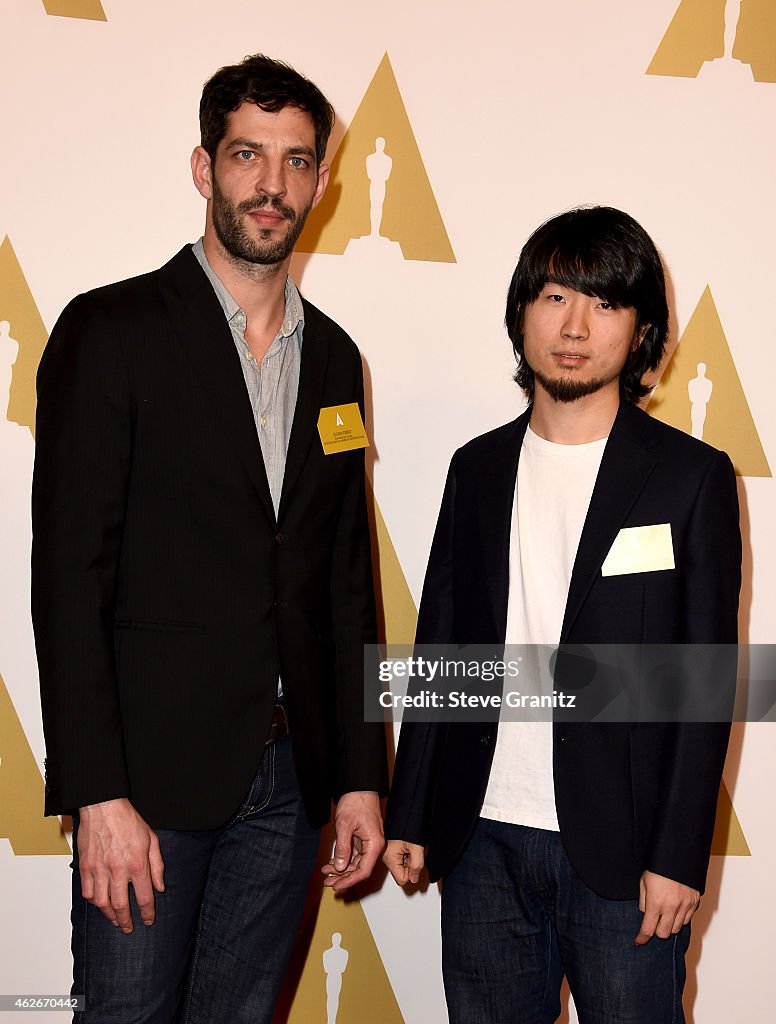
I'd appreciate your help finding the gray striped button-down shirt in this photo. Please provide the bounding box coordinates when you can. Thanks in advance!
[192,238,304,517]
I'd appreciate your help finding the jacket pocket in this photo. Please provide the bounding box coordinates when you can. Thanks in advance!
[114,619,206,634]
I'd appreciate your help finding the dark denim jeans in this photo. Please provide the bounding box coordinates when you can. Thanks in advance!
[441,818,689,1024]
[71,736,320,1024]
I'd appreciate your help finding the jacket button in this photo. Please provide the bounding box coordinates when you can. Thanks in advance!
[479,735,490,747]
[275,532,285,544]
[274,600,288,609]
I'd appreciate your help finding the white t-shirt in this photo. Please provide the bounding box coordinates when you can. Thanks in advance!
[480,425,606,830]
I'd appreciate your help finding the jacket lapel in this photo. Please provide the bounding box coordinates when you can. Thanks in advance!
[560,403,659,641]
[158,246,276,524]
[480,412,530,641]
[277,301,329,519]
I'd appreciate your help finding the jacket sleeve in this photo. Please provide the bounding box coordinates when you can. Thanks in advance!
[384,456,458,844]
[646,449,741,891]
[330,359,388,798]
[32,294,132,815]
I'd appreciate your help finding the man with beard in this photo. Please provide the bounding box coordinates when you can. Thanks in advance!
[33,54,387,1024]
[383,207,740,1023]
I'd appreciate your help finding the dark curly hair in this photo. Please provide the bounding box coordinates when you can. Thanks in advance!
[199,54,335,168]
[505,206,669,404]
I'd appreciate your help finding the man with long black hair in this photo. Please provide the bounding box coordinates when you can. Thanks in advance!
[384,207,740,1023]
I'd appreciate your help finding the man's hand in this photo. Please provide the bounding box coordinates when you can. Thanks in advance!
[321,791,383,892]
[77,797,165,934]
[635,869,700,945]
[383,839,425,886]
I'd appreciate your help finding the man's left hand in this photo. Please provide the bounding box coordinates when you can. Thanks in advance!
[635,869,700,945]
[321,791,384,892]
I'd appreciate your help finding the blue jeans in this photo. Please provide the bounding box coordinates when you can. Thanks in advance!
[441,819,689,1024]
[71,736,320,1024]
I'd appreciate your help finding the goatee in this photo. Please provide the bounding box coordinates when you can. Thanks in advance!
[211,179,311,266]
[533,369,618,404]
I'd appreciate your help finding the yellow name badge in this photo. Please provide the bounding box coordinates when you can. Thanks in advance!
[601,523,675,577]
[317,403,370,455]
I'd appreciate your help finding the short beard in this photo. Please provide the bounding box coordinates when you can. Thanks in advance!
[533,369,618,404]
[211,178,311,266]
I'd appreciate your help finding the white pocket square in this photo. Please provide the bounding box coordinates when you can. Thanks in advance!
[601,523,675,577]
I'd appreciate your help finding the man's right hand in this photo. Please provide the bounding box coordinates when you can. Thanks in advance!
[77,798,165,933]
[383,839,425,886]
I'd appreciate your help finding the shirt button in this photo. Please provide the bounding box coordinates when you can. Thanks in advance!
[245,351,255,362]
[260,416,267,427]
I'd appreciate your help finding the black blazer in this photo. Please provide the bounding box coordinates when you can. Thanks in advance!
[32,245,387,830]
[384,403,740,898]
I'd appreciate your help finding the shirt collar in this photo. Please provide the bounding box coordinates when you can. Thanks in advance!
[191,238,305,337]
[280,277,304,338]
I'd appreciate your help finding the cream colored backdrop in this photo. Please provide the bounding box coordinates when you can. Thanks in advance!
[1,1,774,1021]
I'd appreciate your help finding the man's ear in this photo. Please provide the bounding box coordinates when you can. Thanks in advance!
[191,146,214,200]
[311,162,330,210]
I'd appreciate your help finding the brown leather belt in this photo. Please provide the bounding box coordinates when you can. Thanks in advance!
[265,703,290,746]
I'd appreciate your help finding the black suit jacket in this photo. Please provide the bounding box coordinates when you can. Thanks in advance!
[384,403,740,898]
[32,245,387,830]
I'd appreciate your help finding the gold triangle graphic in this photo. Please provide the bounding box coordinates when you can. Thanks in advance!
[367,481,418,655]
[732,0,776,82]
[0,672,70,855]
[647,0,726,78]
[284,888,405,1023]
[711,779,750,855]
[647,0,776,81]
[0,237,49,437]
[647,286,770,477]
[298,53,455,263]
[42,0,107,20]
